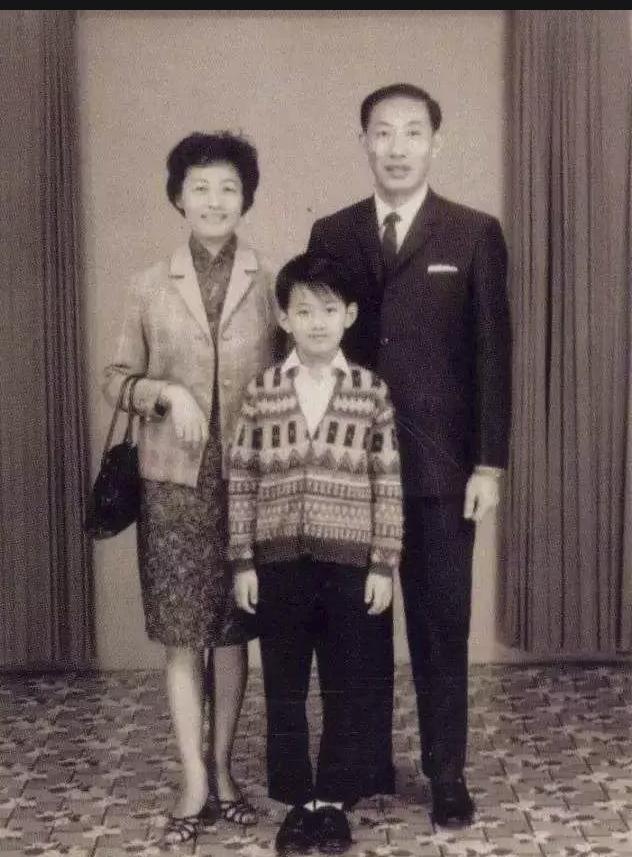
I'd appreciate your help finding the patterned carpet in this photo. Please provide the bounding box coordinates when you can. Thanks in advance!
[1,662,631,856]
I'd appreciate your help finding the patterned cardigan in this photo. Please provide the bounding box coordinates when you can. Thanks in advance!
[227,361,403,577]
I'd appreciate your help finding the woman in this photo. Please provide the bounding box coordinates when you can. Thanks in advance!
[103,132,280,845]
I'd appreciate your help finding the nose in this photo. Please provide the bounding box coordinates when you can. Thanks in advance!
[389,131,407,157]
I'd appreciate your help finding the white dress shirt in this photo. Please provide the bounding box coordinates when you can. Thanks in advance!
[282,348,350,436]
[374,183,429,250]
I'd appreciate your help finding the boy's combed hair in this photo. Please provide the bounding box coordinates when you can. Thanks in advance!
[276,253,357,311]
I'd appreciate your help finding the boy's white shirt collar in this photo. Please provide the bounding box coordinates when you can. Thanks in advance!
[282,347,350,377]
[282,348,349,436]
[374,183,429,249]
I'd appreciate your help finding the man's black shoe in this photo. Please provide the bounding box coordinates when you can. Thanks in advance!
[276,806,316,855]
[430,778,475,828]
[312,806,352,854]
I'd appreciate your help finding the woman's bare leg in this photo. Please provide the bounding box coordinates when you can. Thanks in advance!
[165,645,209,817]
[206,643,248,801]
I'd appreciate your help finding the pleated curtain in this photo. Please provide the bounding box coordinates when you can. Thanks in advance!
[0,10,94,668]
[501,10,632,654]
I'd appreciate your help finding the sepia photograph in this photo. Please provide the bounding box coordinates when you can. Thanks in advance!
[1,9,631,857]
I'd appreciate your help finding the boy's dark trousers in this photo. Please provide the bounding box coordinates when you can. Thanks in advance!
[256,557,389,808]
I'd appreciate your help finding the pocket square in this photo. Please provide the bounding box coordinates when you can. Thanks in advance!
[428,263,459,273]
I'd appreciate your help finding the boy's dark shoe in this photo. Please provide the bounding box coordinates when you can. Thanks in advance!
[276,806,317,855]
[312,806,352,854]
[430,778,475,827]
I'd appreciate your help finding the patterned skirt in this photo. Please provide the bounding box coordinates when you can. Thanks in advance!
[136,427,253,649]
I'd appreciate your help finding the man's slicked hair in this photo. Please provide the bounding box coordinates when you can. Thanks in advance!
[360,83,442,132]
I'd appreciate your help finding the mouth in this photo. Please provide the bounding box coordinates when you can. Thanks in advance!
[385,166,410,178]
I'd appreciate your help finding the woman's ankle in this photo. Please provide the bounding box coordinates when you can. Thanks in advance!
[213,768,240,801]
[173,766,208,816]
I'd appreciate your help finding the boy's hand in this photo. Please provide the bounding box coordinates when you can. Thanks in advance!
[234,570,259,614]
[365,573,393,615]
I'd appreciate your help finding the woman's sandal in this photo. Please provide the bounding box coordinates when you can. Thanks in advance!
[219,795,258,826]
[162,814,200,846]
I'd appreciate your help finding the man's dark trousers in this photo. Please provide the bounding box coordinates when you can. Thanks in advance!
[400,496,475,781]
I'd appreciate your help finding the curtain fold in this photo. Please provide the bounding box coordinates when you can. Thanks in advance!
[501,10,632,653]
[0,10,94,668]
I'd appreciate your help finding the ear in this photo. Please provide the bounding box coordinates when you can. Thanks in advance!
[344,302,359,329]
[360,131,369,155]
[430,132,443,159]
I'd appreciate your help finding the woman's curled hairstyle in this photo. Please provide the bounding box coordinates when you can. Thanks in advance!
[166,131,260,215]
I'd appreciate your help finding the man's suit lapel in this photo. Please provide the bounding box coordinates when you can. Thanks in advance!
[351,191,445,282]
[352,197,384,285]
[395,189,443,273]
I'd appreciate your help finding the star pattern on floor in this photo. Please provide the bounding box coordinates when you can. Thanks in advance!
[0,663,631,856]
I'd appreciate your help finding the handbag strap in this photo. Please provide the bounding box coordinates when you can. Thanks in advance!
[122,376,142,445]
[101,375,142,467]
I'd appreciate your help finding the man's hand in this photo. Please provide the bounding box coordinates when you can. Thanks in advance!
[365,573,393,615]
[234,570,259,614]
[463,472,501,522]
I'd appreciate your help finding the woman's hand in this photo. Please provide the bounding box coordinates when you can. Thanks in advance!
[160,384,209,447]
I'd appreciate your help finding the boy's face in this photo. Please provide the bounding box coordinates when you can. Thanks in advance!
[279,283,357,366]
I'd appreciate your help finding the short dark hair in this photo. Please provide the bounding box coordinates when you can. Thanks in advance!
[360,83,442,132]
[276,254,357,311]
[166,131,259,215]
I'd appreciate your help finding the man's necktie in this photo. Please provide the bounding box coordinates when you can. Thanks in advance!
[382,212,401,274]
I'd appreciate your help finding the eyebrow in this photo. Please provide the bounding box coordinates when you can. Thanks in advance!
[372,120,426,128]
[190,176,238,184]
[296,302,339,309]
[190,181,239,190]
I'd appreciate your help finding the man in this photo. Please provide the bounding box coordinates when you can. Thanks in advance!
[307,82,511,827]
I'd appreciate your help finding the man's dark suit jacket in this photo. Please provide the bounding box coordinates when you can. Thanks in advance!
[308,189,511,497]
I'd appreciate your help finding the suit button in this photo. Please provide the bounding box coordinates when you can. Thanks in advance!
[221,332,231,341]
[381,336,390,345]
[222,379,232,387]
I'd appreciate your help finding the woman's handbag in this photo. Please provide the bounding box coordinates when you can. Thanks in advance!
[84,375,142,539]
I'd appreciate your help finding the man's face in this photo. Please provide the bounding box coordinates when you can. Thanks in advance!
[362,96,440,206]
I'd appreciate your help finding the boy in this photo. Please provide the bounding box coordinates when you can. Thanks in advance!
[228,253,403,854]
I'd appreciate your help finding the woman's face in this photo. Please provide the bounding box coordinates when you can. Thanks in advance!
[177,161,244,246]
